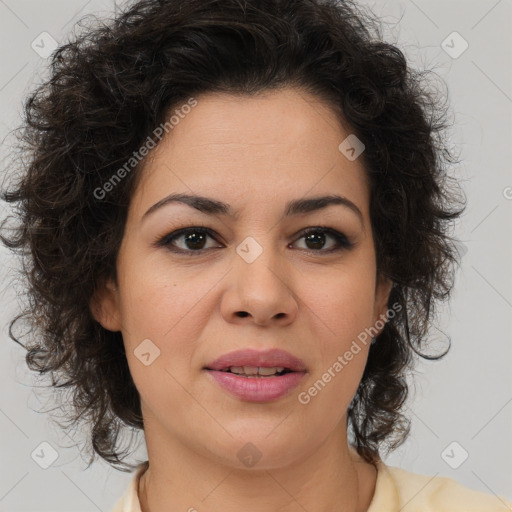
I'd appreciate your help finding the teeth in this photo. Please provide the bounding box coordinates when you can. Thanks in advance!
[225,366,286,376]
[258,366,283,376]
[242,365,259,375]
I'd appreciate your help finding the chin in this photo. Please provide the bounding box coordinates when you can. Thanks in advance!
[202,426,310,471]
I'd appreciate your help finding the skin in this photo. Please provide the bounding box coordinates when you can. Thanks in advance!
[92,87,393,512]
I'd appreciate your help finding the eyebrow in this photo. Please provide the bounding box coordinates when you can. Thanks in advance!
[142,193,364,225]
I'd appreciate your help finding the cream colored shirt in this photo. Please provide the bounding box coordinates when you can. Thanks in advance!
[111,459,512,511]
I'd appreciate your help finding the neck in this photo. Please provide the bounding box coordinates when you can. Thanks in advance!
[137,420,377,512]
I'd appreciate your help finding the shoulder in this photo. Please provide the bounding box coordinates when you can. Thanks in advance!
[381,463,512,511]
[110,461,148,512]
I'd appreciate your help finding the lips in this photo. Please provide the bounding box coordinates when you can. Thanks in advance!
[204,348,307,373]
[204,348,307,402]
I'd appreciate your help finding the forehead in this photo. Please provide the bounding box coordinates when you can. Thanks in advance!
[130,88,370,222]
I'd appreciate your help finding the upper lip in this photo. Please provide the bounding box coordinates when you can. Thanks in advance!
[205,348,307,372]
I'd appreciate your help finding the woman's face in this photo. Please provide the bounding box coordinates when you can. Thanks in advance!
[93,87,392,469]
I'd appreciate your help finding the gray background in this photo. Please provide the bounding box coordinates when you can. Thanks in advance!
[0,0,511,510]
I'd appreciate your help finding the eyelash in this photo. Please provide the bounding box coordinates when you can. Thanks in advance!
[153,226,355,256]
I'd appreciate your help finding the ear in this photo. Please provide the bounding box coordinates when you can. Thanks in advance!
[372,273,394,336]
[89,277,122,332]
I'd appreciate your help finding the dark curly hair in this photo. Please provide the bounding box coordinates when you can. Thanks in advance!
[0,0,466,472]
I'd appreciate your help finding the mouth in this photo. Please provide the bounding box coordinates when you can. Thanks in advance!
[203,348,307,402]
[204,347,307,373]
[204,368,306,402]
[208,366,296,377]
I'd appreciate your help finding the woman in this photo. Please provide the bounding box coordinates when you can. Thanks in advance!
[1,0,510,510]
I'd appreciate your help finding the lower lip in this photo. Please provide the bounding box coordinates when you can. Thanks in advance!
[205,370,306,402]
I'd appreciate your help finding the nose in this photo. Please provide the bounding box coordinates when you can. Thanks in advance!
[220,244,299,327]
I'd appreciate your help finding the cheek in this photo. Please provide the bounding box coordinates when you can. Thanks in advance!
[117,269,234,398]
[300,282,373,417]
[117,269,211,411]
[304,271,376,351]
[117,254,216,340]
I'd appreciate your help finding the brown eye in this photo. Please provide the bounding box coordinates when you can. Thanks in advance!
[155,227,221,254]
[291,227,354,253]
[154,226,354,256]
